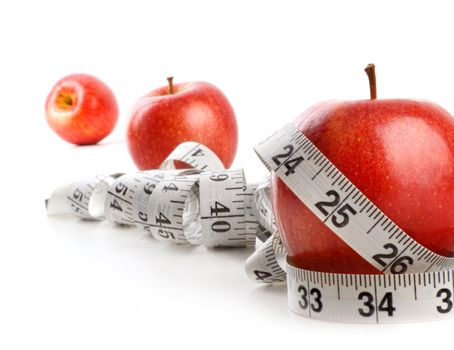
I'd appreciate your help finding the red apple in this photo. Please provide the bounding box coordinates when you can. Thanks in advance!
[45,74,118,145]
[126,77,238,170]
[272,64,454,274]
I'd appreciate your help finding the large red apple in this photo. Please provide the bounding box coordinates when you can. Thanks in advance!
[272,64,454,274]
[126,78,238,170]
[45,74,118,145]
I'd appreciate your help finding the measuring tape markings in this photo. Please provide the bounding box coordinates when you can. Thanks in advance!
[199,169,257,248]
[251,178,275,243]
[130,171,167,232]
[160,142,225,171]
[147,173,201,244]
[243,182,262,246]
[47,141,221,223]
[47,174,123,220]
[104,170,199,230]
[253,123,454,274]
[151,141,225,244]
[104,173,141,225]
[245,231,287,283]
[46,139,268,249]
[47,169,261,248]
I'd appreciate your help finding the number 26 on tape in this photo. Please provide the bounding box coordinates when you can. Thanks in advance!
[271,145,304,176]
[372,243,414,274]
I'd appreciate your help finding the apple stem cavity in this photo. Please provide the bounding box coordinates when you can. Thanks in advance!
[56,92,74,110]
[364,63,377,100]
[167,76,174,94]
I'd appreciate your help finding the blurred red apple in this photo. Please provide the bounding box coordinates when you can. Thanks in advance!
[45,74,118,145]
[126,77,238,170]
[272,64,454,274]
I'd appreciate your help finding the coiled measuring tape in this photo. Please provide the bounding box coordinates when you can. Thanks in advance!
[247,123,454,323]
[46,142,258,248]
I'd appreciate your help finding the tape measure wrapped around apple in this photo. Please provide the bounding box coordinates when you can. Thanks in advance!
[246,64,454,323]
[46,142,259,248]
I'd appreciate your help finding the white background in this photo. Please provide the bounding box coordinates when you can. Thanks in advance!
[1,0,454,349]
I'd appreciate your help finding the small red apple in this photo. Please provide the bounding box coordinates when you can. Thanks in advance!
[45,74,118,145]
[272,64,454,274]
[126,77,238,170]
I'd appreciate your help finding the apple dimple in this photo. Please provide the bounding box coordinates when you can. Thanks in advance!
[55,91,76,111]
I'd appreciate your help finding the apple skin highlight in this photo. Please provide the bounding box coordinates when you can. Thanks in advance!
[272,99,454,274]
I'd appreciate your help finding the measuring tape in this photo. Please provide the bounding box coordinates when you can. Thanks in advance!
[245,231,287,283]
[104,170,163,226]
[251,178,275,243]
[147,172,201,244]
[246,123,454,323]
[159,141,225,171]
[46,173,124,220]
[46,142,259,248]
[200,169,257,247]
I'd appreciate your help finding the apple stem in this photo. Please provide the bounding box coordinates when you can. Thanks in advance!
[364,64,377,100]
[167,76,174,94]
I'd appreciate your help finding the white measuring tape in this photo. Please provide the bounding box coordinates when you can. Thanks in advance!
[251,178,275,243]
[245,231,287,283]
[46,173,123,220]
[46,141,258,248]
[200,169,258,247]
[160,141,225,171]
[246,123,454,323]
